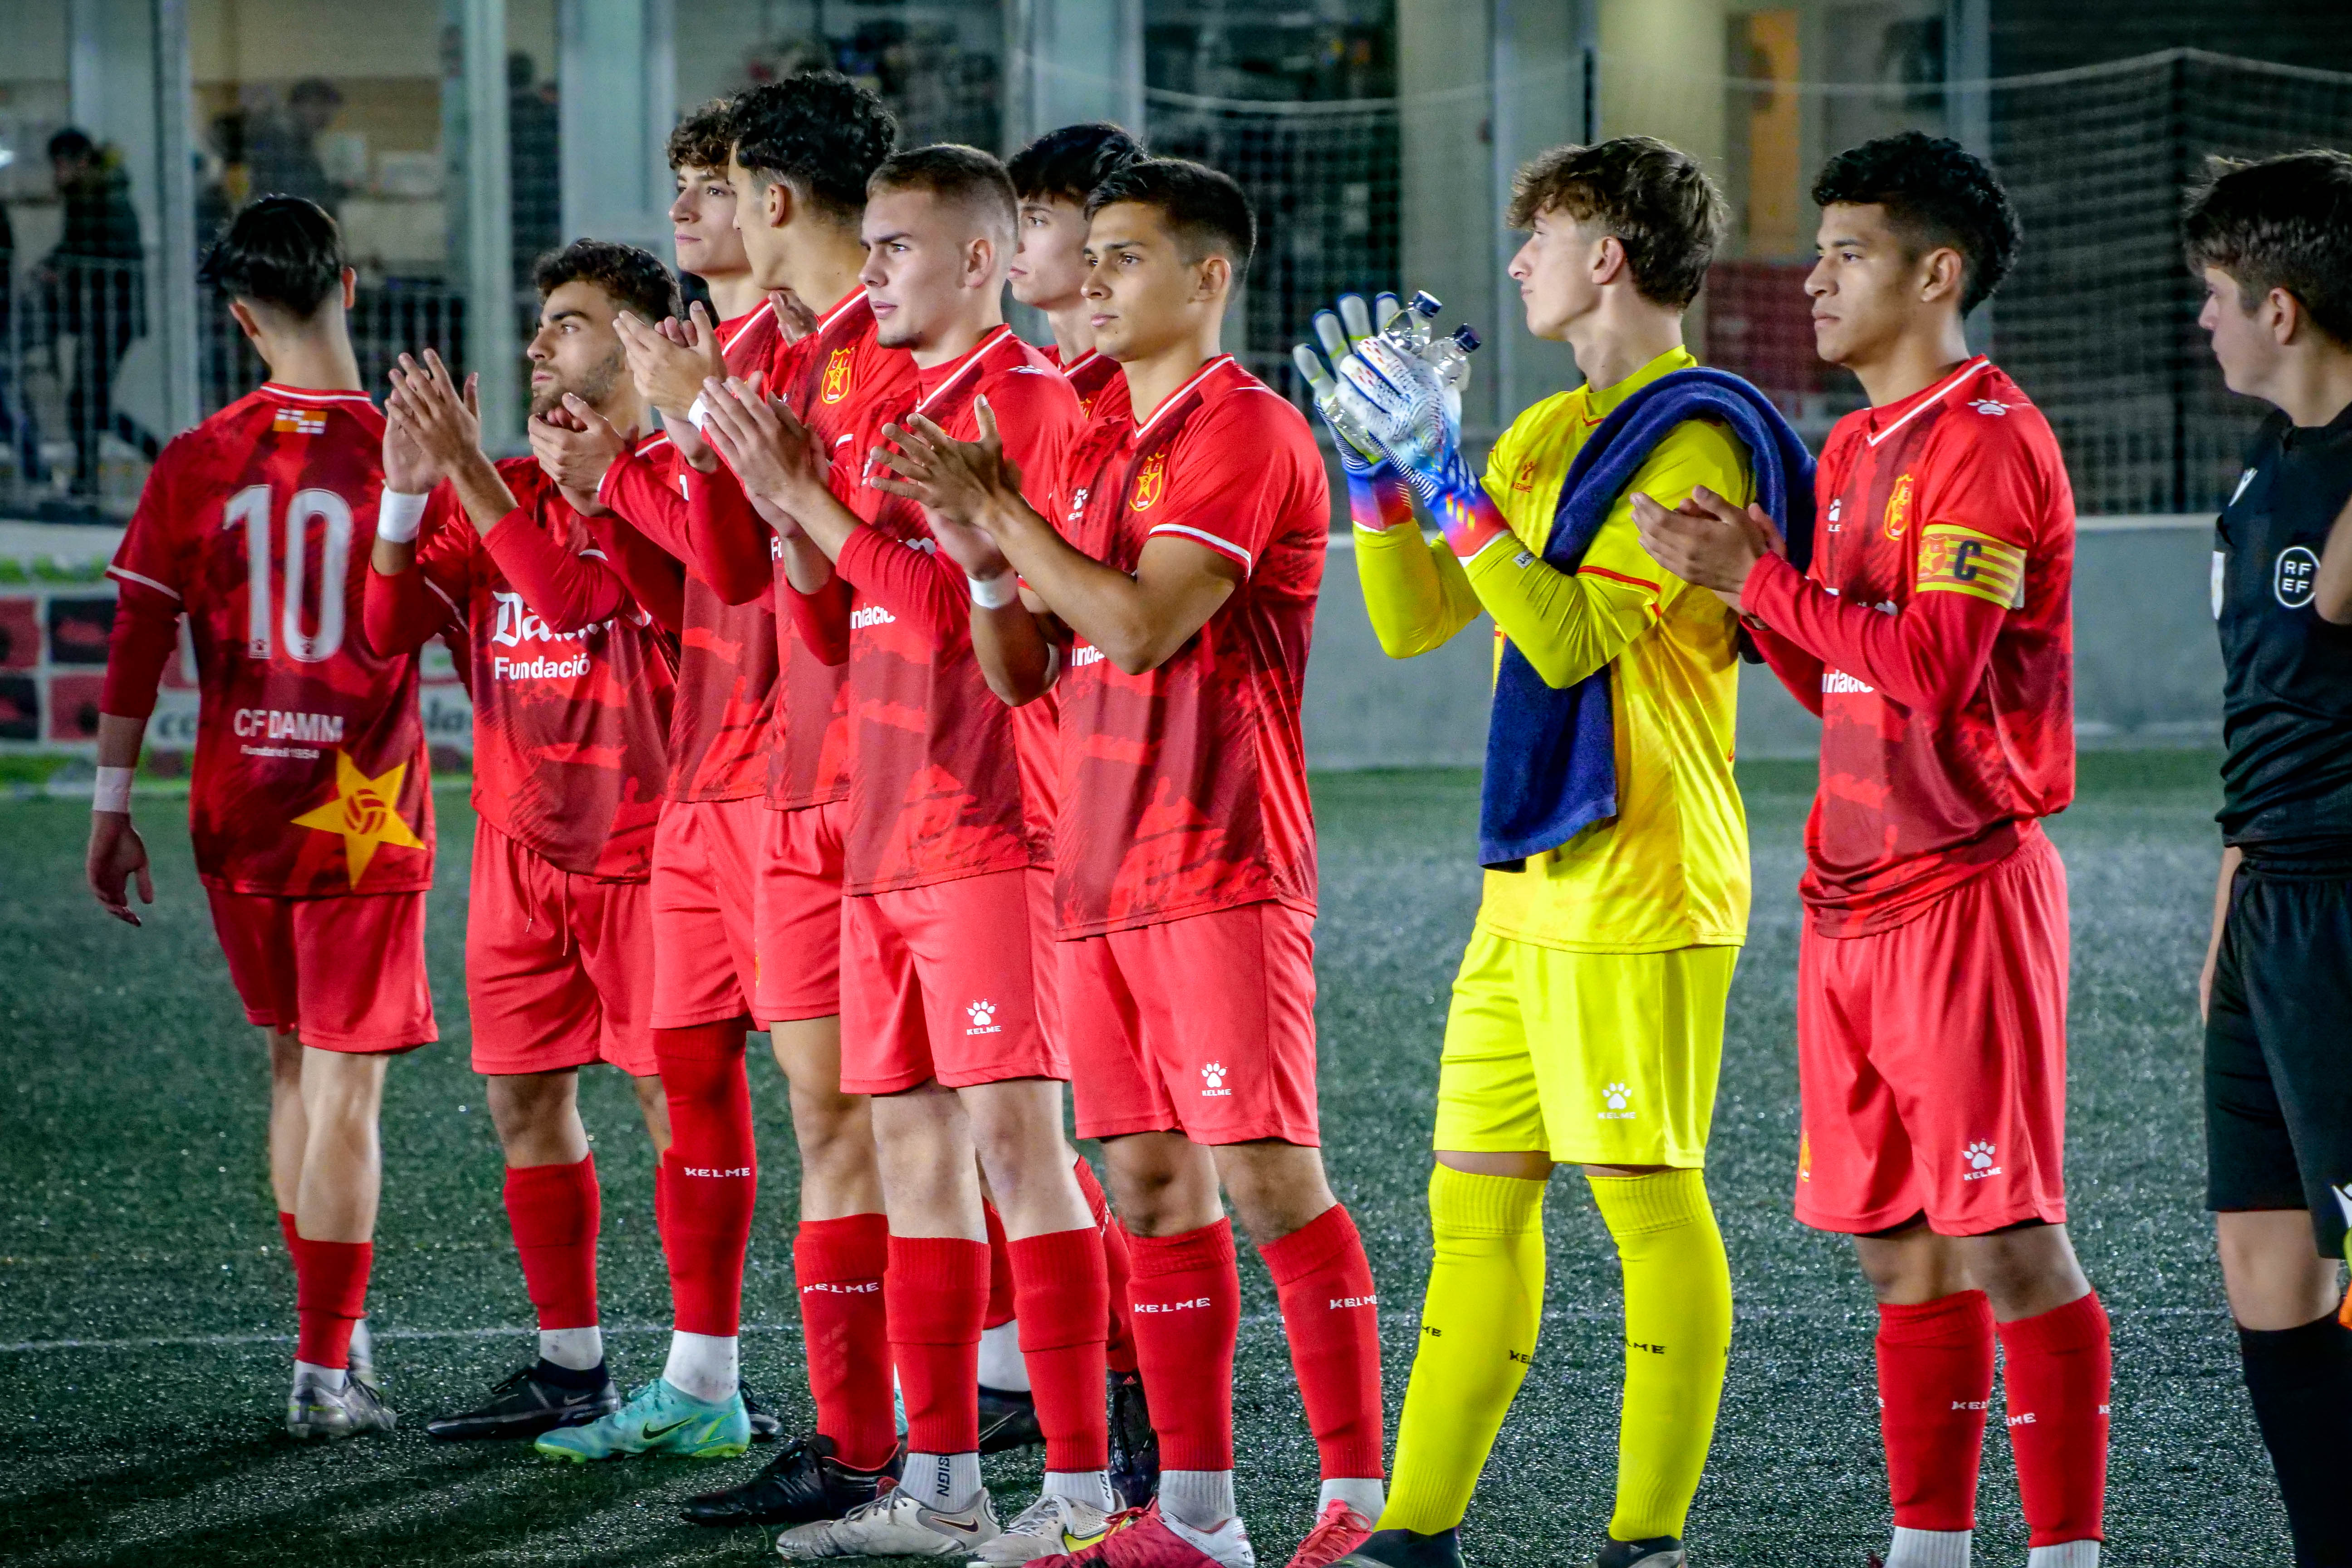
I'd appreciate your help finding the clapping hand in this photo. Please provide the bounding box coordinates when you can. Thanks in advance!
[1292,293,1402,478]
[696,373,827,510]
[617,304,725,421]
[385,351,484,474]
[529,394,627,514]
[866,399,1027,579]
[1630,485,1785,604]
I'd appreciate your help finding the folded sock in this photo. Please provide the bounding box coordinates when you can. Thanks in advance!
[1997,1292,2111,1549]
[505,1153,602,1333]
[888,1235,990,1456]
[1011,1225,1111,1473]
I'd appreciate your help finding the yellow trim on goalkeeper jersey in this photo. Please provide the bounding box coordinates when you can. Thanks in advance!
[1353,345,1754,954]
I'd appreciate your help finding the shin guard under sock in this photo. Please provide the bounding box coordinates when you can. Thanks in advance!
[1877,1290,1996,1534]
[1259,1203,1386,1483]
[2239,1308,2352,1568]
[1011,1226,1111,1472]
[1997,1293,2111,1550]
[887,1235,990,1456]
[505,1154,601,1330]
[653,1022,755,1337]
[796,1213,897,1470]
[1589,1167,1733,1544]
[1071,1155,1139,1374]
[1381,1165,1546,1534]
[1126,1219,1241,1472]
[293,1236,372,1370]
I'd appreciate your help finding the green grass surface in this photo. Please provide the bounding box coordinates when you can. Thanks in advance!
[0,757,2281,1564]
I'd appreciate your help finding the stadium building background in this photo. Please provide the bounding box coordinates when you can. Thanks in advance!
[0,0,2348,772]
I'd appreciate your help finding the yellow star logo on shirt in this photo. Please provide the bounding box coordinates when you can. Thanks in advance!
[290,751,425,888]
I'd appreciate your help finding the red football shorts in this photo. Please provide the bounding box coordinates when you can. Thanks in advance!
[467,819,657,1078]
[1795,828,2070,1237]
[839,866,1064,1095]
[1061,901,1321,1147]
[649,796,764,1030]
[204,885,434,1054]
[754,799,846,1024]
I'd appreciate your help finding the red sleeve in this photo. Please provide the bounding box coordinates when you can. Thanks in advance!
[684,460,776,606]
[1136,392,1295,575]
[1744,421,2045,715]
[365,490,468,655]
[480,508,628,632]
[788,573,853,666]
[1744,616,1825,716]
[587,512,686,634]
[1741,554,2005,715]
[98,580,179,719]
[983,367,1084,518]
[108,446,188,605]
[836,522,966,647]
[597,445,696,560]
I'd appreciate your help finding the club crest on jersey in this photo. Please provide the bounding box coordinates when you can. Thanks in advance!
[820,346,855,404]
[290,750,425,887]
[1882,472,1915,540]
[272,407,328,436]
[1131,450,1169,512]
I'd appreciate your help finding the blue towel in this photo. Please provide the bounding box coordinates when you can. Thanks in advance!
[1478,367,1817,870]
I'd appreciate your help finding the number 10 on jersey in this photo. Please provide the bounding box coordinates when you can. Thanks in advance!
[226,484,354,664]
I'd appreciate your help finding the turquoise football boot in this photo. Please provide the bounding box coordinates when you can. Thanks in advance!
[534,1377,751,1462]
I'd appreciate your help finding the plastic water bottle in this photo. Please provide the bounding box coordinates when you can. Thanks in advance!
[1424,325,1481,390]
[1383,291,1444,353]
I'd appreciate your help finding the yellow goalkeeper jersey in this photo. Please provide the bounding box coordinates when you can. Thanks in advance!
[1354,345,1752,954]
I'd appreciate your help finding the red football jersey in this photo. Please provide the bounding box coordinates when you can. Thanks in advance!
[833,324,1082,895]
[108,384,433,896]
[1044,345,1125,420]
[413,461,676,880]
[1750,356,2075,936]
[1043,355,1326,937]
[765,289,916,811]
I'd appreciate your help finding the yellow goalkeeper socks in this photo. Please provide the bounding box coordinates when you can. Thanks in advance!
[1377,1164,1548,1534]
[1588,1166,1733,1543]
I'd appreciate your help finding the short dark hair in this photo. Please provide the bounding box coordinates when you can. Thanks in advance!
[2184,149,2352,347]
[871,143,1018,236]
[1085,158,1255,279]
[48,127,96,163]
[729,71,897,223]
[1811,131,2020,315]
[1009,122,1147,206]
[533,238,681,323]
[199,196,347,317]
[668,98,737,174]
[1507,137,1726,312]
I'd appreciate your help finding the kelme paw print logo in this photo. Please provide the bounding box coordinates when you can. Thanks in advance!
[965,1000,1001,1035]
[1604,1083,1630,1110]
[1598,1083,1635,1120]
[1965,1141,1996,1171]
[1200,1063,1231,1097]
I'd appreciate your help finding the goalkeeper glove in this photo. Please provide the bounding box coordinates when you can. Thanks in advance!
[1294,293,1404,480]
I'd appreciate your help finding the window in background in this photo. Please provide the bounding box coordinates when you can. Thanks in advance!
[190,0,459,420]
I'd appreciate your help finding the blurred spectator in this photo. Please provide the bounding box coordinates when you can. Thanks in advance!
[197,111,252,243]
[39,128,147,500]
[509,52,559,288]
[0,199,44,488]
[247,78,346,216]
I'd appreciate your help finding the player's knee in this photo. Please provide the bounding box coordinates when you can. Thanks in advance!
[1215,1142,1336,1240]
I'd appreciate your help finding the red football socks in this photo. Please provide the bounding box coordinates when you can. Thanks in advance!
[654,1021,755,1337]
[1997,1291,2112,1547]
[293,1235,372,1369]
[278,1210,298,1274]
[1877,1289,1995,1532]
[1011,1225,1111,1471]
[1126,1218,1241,1471]
[1072,1155,1139,1375]
[1259,1203,1386,1480]
[505,1154,601,1331]
[983,1199,1016,1332]
[888,1235,990,1455]
[797,1213,896,1470]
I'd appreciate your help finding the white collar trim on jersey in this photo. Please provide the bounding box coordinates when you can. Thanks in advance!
[818,289,867,334]
[912,325,1020,419]
[1059,348,1101,380]
[261,383,376,406]
[1863,355,1990,448]
[1133,354,1238,439]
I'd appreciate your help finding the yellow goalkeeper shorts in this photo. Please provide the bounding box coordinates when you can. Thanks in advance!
[1432,930,1736,1168]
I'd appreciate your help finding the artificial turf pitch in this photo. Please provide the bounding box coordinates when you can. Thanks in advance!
[0,755,2290,1565]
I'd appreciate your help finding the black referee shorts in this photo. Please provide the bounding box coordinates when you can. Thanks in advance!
[2205,861,2352,1261]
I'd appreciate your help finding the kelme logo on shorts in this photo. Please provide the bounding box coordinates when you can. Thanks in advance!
[965,1000,1001,1036]
[1200,1062,1231,1098]
[1599,1082,1634,1120]
[1960,1141,2003,1181]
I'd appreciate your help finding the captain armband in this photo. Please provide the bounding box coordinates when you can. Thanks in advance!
[1916,524,2027,608]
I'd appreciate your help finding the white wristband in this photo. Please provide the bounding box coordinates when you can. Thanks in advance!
[686,394,711,433]
[969,571,1019,610]
[377,490,429,544]
[93,765,134,814]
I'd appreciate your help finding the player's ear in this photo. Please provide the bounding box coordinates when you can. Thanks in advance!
[1921,245,1965,307]
[227,298,263,349]
[341,268,358,311]
[1196,253,1231,308]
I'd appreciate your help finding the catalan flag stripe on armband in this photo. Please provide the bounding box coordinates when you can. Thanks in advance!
[1916,523,2027,607]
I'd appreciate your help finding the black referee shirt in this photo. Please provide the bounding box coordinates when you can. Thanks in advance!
[2215,399,2352,854]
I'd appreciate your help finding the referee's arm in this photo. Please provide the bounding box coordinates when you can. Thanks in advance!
[2313,487,2352,624]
